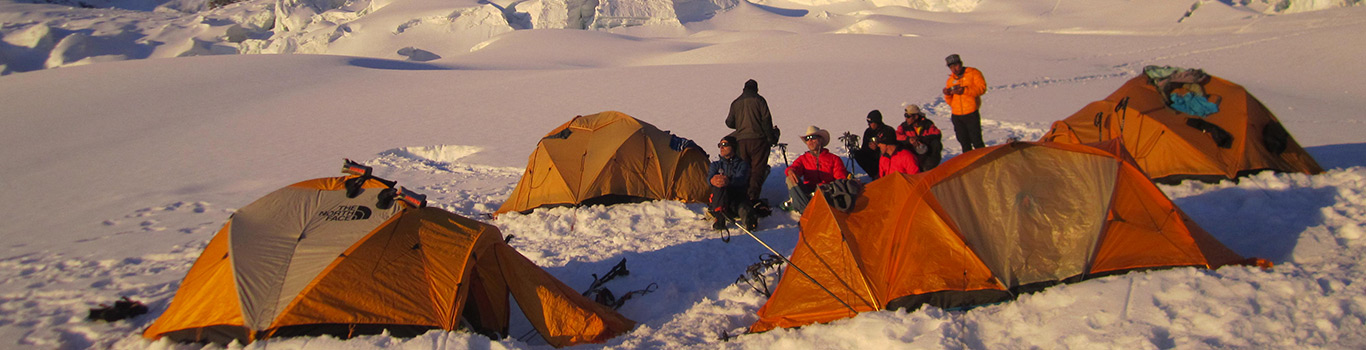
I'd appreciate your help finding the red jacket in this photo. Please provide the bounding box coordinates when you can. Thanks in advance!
[787,149,848,188]
[896,119,942,144]
[944,66,987,115]
[879,149,920,177]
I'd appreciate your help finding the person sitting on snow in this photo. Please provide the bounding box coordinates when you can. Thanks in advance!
[707,136,756,231]
[896,104,943,171]
[782,126,848,213]
[856,110,896,180]
[878,129,920,178]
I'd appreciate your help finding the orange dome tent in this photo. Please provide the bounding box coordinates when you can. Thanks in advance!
[1040,75,1322,184]
[144,167,635,347]
[497,111,710,215]
[751,141,1260,332]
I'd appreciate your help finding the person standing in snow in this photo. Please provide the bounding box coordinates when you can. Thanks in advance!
[726,79,779,211]
[877,129,920,178]
[896,104,943,171]
[856,110,896,180]
[707,136,756,231]
[943,54,987,152]
[783,126,848,213]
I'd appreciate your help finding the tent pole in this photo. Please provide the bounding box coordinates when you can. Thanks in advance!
[728,218,859,314]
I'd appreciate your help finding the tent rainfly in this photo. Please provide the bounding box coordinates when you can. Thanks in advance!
[1040,74,1322,184]
[751,141,1265,332]
[497,111,710,215]
[144,163,635,347]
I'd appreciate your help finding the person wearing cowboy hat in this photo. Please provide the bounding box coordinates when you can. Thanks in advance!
[896,104,943,171]
[782,125,848,213]
[856,110,896,180]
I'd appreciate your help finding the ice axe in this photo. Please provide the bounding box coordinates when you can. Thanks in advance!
[1115,96,1130,136]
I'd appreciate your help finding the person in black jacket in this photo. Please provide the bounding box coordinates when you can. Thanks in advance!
[855,110,896,180]
[726,79,778,207]
[707,136,755,230]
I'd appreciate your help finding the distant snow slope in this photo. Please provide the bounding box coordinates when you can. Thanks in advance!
[1,0,1365,349]
[1,0,1361,74]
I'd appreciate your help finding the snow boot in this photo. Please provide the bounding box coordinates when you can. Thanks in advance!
[743,214,758,231]
[751,199,773,218]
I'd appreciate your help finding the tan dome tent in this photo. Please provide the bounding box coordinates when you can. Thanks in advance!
[751,141,1262,332]
[144,165,635,347]
[497,111,710,215]
[1040,75,1322,184]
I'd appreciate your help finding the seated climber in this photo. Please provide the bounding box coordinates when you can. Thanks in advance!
[783,126,849,213]
[707,136,756,231]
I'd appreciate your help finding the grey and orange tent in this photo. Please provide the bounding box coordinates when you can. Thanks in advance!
[1039,75,1322,184]
[496,111,710,215]
[143,165,635,347]
[750,141,1264,332]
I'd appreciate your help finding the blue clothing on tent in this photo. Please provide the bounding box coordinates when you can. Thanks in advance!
[670,134,704,153]
[1170,92,1219,117]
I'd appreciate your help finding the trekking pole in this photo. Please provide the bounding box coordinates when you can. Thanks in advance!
[776,143,790,168]
[727,216,859,314]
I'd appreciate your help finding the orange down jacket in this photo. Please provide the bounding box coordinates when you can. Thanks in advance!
[944,67,987,115]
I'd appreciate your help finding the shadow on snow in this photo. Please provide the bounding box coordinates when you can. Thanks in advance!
[1174,185,1338,263]
[1306,142,1366,170]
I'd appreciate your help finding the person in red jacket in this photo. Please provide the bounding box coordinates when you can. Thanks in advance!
[877,129,920,178]
[944,54,987,152]
[782,126,848,213]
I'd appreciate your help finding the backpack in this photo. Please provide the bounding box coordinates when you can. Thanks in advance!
[819,179,864,213]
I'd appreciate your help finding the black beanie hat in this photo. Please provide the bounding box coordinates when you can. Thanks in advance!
[720,135,739,146]
[866,110,883,124]
[743,79,758,92]
[874,129,899,145]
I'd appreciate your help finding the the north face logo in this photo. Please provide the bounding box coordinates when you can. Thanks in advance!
[319,205,373,221]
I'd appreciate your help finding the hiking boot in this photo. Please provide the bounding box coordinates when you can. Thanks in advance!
[752,199,773,218]
[743,215,758,231]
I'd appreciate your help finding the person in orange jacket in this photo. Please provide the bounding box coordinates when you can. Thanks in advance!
[876,129,920,178]
[782,126,848,213]
[943,54,987,152]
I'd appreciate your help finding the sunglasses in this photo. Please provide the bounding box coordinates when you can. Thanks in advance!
[717,142,732,148]
[906,113,924,118]
[802,135,821,141]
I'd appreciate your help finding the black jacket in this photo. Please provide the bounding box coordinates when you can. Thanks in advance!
[726,87,776,144]
[861,123,895,151]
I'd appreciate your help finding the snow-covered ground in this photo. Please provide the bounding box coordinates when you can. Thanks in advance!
[2,0,1365,348]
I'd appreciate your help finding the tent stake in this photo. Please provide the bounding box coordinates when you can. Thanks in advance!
[725,216,859,314]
